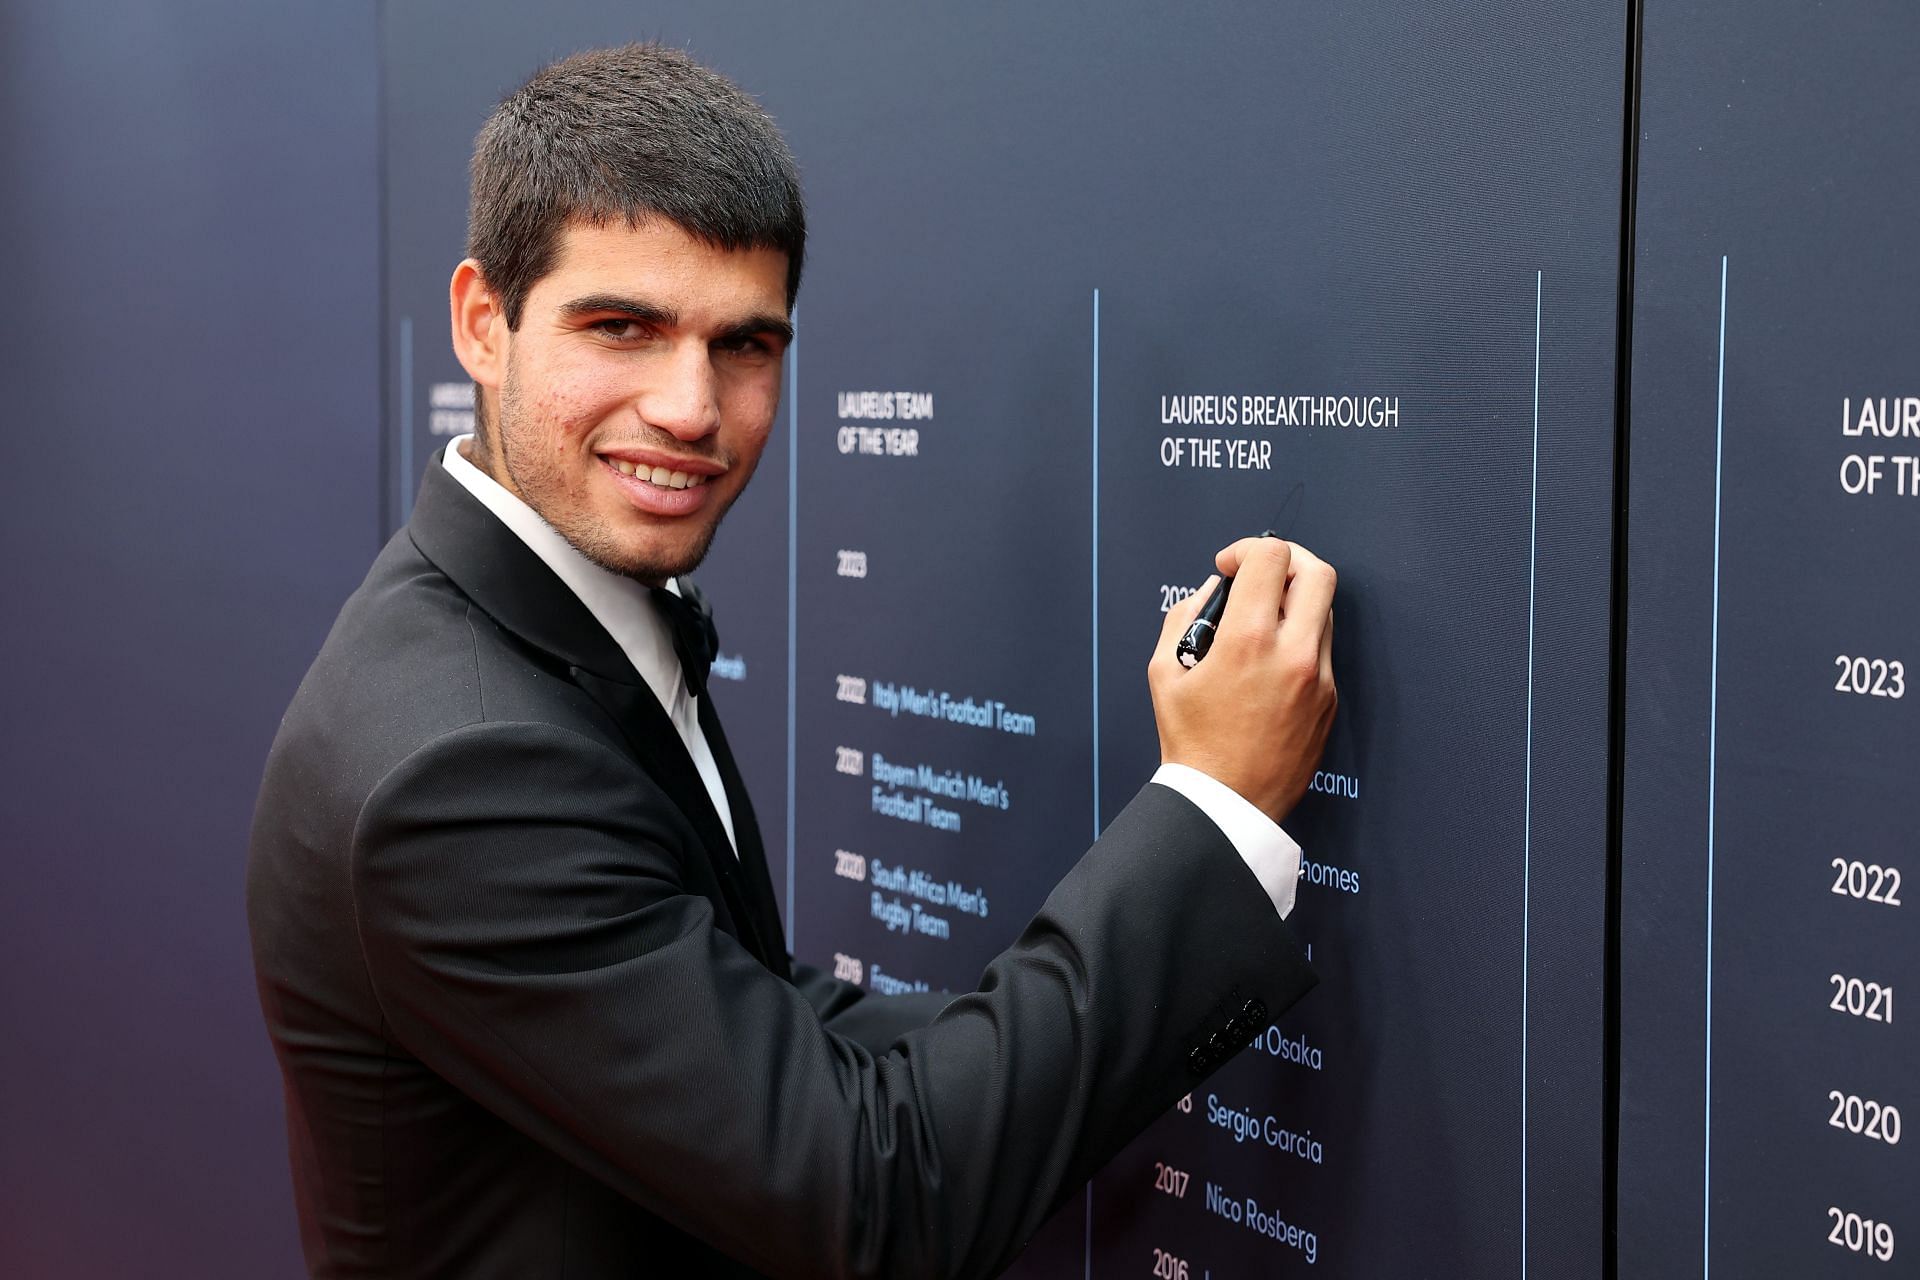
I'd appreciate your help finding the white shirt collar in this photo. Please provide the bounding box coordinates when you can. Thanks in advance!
[440,435,691,716]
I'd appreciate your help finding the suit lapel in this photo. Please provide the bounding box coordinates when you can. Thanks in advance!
[406,458,777,968]
[566,666,774,967]
[698,694,791,980]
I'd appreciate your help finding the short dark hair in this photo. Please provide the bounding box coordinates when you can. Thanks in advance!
[467,43,805,330]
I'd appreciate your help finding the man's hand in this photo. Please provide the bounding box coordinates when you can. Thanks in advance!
[1148,536,1338,824]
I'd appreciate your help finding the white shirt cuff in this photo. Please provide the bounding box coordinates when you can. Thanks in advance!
[1150,763,1301,920]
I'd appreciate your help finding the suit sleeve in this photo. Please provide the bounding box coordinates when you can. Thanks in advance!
[350,719,1315,1280]
[789,962,954,1057]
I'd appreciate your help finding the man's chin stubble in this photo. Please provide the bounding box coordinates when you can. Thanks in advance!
[581,532,718,586]
[557,505,726,586]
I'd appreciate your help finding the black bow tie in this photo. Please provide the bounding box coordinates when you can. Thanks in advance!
[651,580,718,700]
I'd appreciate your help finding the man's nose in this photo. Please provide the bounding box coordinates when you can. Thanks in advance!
[636,343,721,440]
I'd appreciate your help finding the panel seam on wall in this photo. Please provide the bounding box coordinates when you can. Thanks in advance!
[1603,1,1649,1275]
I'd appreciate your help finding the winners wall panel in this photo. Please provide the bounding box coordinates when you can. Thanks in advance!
[1619,3,1919,1275]
[383,4,1624,1275]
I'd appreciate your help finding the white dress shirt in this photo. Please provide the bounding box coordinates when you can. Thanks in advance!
[440,436,1301,916]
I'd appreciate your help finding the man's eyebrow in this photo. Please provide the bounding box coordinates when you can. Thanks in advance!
[715,313,795,347]
[558,294,678,326]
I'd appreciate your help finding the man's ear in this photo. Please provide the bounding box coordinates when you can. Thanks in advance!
[450,259,506,397]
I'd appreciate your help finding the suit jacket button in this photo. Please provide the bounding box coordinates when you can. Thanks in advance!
[1243,997,1268,1024]
[1225,1016,1251,1044]
[1188,1046,1212,1076]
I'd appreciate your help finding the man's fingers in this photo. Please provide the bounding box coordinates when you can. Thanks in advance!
[1215,537,1292,640]
[1278,545,1337,645]
[1213,535,1282,582]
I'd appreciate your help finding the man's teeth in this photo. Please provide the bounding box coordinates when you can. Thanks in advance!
[606,458,708,489]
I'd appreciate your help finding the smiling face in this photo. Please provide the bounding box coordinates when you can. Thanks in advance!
[450,219,791,584]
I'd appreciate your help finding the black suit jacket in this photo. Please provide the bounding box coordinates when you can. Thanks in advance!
[247,458,1316,1278]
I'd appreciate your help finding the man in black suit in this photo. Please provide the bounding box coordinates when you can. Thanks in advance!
[248,44,1339,1279]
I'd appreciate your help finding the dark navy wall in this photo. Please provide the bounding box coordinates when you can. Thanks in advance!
[1619,3,1919,1274]
[0,4,380,1275]
[6,3,1912,1276]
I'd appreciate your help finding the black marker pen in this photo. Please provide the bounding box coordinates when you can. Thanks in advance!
[1176,576,1230,668]
[1176,530,1281,669]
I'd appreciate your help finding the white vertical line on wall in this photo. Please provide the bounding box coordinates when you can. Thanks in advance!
[1522,268,1542,1280]
[1092,287,1102,839]
[1703,253,1727,1278]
